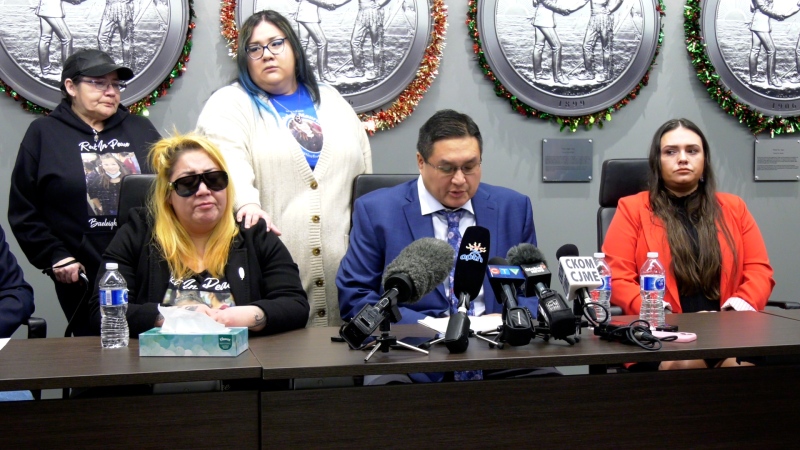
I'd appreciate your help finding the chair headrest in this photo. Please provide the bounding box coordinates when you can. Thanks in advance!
[599,159,649,207]
[352,174,418,200]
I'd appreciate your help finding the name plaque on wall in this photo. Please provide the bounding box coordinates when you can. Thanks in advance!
[542,138,593,183]
[754,139,800,182]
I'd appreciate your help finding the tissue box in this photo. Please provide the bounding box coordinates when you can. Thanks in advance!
[139,327,249,357]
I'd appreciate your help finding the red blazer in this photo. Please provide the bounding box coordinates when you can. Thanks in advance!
[602,191,774,314]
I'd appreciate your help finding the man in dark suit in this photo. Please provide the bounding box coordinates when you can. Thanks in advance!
[337,109,537,324]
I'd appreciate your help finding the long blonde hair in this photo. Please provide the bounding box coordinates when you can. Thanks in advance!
[148,133,238,279]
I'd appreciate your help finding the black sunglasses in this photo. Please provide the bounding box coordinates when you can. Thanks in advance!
[169,171,229,197]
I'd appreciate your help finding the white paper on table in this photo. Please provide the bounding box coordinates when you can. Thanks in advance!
[158,305,229,334]
[418,315,502,334]
[0,338,9,352]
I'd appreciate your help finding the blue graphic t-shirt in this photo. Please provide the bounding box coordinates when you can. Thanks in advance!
[269,85,324,169]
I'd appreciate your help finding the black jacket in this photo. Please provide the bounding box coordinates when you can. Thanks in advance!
[8,99,161,282]
[89,208,310,337]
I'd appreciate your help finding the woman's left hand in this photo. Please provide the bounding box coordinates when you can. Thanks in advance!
[236,203,282,235]
[209,305,267,332]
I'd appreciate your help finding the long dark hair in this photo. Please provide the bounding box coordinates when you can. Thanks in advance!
[647,118,736,300]
[236,10,320,116]
[97,154,131,190]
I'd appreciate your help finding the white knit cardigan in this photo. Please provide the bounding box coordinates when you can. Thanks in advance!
[197,83,372,327]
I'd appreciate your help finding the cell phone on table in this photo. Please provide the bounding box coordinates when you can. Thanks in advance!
[651,330,697,343]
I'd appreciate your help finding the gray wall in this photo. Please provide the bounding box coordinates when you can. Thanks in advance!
[1,0,796,339]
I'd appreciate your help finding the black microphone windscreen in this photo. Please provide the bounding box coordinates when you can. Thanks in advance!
[506,243,548,267]
[382,238,454,303]
[488,256,507,265]
[555,243,579,260]
[453,226,491,301]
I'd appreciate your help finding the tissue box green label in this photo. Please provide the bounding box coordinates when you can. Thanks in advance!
[139,327,248,357]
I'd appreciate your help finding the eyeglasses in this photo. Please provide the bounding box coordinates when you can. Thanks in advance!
[170,171,229,197]
[81,79,127,92]
[245,38,287,59]
[425,160,482,176]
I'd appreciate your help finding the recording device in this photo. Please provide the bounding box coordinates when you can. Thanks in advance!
[339,238,454,349]
[531,281,577,343]
[486,257,534,346]
[444,226,490,353]
[506,244,576,343]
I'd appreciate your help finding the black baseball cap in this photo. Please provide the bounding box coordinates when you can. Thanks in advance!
[60,49,134,87]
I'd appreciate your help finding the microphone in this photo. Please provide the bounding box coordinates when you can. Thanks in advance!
[444,225,490,353]
[507,243,575,342]
[506,243,552,297]
[556,244,603,317]
[486,256,524,308]
[487,257,534,346]
[340,238,454,348]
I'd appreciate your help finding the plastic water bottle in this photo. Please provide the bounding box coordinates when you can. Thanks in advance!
[590,252,612,324]
[99,262,129,348]
[639,252,666,329]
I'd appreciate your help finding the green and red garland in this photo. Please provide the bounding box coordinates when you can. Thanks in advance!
[685,0,798,136]
[467,0,665,132]
[0,1,196,117]
[220,0,447,133]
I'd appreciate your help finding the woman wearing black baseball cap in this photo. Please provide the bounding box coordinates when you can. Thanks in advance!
[8,49,161,337]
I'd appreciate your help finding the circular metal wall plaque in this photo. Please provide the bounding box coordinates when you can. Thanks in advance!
[476,0,661,117]
[0,0,190,110]
[701,0,800,116]
[238,0,431,113]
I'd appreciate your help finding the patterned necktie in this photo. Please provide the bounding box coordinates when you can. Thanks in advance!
[444,209,482,382]
[444,209,464,314]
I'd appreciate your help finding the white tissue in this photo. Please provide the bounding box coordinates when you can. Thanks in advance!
[158,305,229,334]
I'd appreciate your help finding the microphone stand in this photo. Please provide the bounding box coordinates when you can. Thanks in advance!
[429,293,496,350]
[364,299,429,362]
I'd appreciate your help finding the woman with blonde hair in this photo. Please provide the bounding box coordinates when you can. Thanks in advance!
[89,133,308,336]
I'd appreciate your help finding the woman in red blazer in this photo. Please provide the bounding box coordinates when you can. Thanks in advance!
[603,119,775,368]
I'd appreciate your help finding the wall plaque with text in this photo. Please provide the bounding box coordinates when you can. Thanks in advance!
[754,138,800,181]
[542,138,593,182]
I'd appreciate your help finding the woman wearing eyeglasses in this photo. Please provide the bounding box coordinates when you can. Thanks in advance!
[89,133,309,337]
[196,10,371,328]
[9,49,160,336]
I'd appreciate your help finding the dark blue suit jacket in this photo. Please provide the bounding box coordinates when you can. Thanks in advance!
[337,179,537,324]
[0,224,34,338]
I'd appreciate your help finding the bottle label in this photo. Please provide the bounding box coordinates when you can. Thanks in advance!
[100,289,128,306]
[599,275,611,291]
[640,275,665,291]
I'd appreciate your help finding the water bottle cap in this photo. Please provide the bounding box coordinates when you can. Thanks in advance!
[105,262,118,270]
[647,252,658,258]
[593,252,605,259]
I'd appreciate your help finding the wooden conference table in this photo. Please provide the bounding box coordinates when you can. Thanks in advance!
[250,312,800,449]
[0,337,262,449]
[2,311,800,449]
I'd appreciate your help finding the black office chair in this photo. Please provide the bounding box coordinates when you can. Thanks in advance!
[19,317,47,400]
[118,174,156,226]
[597,159,650,252]
[350,174,418,226]
[23,316,46,339]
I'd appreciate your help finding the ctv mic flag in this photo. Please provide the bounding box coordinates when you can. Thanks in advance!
[487,265,525,280]
[558,256,602,299]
